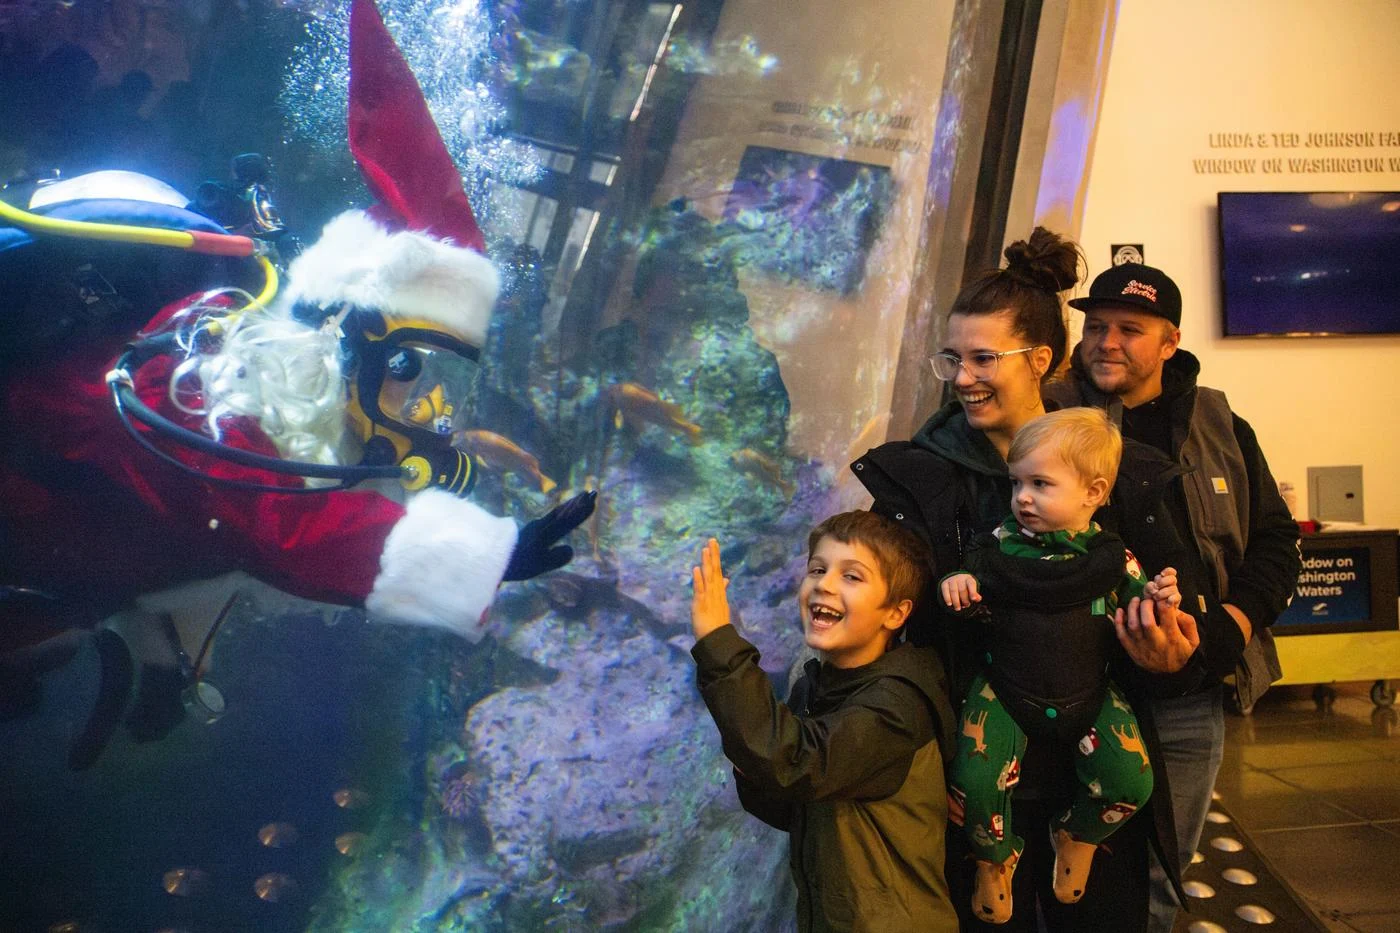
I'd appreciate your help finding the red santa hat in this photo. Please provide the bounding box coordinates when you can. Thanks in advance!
[282,0,499,349]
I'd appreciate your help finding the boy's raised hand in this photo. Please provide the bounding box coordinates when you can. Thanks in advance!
[940,572,981,612]
[691,538,731,640]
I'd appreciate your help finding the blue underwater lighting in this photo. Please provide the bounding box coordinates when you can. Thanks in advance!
[281,0,546,233]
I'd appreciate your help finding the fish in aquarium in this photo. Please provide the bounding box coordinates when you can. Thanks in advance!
[606,380,702,442]
[453,428,558,494]
[731,446,796,499]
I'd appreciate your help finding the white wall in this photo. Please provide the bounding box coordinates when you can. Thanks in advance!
[1078,0,1400,527]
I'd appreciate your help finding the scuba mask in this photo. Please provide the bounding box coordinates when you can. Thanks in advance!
[359,333,480,441]
[337,307,482,493]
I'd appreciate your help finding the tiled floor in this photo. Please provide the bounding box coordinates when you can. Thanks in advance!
[1196,681,1400,932]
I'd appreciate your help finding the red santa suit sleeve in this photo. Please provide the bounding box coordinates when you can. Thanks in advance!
[6,332,516,642]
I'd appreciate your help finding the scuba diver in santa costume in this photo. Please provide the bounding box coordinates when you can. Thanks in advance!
[0,0,594,767]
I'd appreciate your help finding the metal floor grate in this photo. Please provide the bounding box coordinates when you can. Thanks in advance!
[1172,792,1328,932]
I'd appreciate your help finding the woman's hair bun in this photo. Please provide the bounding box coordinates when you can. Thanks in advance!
[1003,226,1081,293]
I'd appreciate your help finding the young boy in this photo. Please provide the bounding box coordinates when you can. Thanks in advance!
[690,511,959,932]
[939,408,1179,924]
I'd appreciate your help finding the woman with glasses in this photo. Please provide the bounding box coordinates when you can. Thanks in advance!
[850,228,1193,931]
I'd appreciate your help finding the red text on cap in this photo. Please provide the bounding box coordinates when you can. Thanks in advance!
[1121,280,1157,303]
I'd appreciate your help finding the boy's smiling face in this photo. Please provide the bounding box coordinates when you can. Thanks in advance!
[799,536,911,668]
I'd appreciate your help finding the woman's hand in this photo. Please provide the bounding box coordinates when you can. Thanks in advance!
[691,538,731,641]
[1114,596,1200,673]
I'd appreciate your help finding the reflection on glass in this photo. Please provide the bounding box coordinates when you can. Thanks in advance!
[723,145,894,295]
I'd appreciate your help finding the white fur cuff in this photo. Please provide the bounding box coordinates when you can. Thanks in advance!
[366,490,518,640]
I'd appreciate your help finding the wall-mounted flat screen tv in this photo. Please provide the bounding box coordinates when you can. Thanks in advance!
[1217,191,1400,337]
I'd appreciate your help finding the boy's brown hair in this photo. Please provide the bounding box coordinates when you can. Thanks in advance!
[1007,407,1123,490]
[806,511,932,608]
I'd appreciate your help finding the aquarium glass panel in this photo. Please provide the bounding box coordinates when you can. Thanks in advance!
[0,0,960,928]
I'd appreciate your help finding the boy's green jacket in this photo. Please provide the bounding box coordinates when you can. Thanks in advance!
[693,625,958,932]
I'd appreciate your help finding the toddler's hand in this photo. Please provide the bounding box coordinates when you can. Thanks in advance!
[691,538,731,640]
[1144,566,1181,610]
[941,572,981,612]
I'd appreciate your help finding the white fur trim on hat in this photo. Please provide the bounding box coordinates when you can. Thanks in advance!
[284,210,499,348]
[365,489,518,640]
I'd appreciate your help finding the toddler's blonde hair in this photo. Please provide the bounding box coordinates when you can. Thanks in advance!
[1007,407,1122,490]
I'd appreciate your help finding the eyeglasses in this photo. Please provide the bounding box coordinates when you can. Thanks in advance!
[929,346,1042,382]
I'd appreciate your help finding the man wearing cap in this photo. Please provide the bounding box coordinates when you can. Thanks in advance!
[1047,262,1301,932]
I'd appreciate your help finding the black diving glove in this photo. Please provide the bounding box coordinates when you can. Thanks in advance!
[502,491,597,582]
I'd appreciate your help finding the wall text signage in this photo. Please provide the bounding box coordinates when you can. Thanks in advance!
[1192,131,1400,175]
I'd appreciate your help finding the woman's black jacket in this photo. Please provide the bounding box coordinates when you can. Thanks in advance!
[851,433,1195,903]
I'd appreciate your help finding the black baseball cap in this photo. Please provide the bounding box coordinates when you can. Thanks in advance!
[1067,263,1182,326]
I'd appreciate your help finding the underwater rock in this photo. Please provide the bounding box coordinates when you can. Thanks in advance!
[557,212,799,618]
[436,578,806,929]
[616,208,792,451]
[447,633,560,713]
[535,571,686,640]
[552,827,651,873]
[651,322,789,453]
[629,210,746,329]
[742,533,800,577]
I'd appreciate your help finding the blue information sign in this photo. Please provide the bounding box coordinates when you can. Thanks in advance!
[1276,547,1372,627]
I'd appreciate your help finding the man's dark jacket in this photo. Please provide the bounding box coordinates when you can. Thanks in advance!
[1045,348,1302,707]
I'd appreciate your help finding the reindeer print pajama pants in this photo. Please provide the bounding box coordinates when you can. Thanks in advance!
[948,674,1155,865]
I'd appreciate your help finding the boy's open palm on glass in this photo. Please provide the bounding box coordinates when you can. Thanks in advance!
[691,538,731,640]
